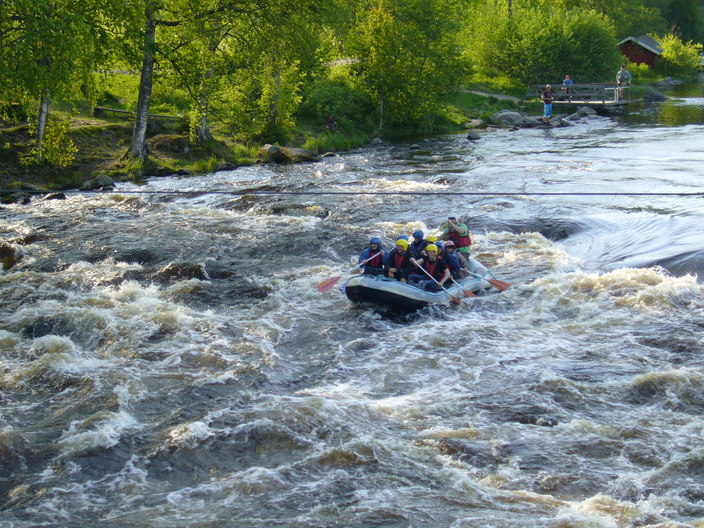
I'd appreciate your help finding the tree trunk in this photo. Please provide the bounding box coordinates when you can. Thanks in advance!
[265,68,281,139]
[196,67,214,143]
[127,5,157,160]
[36,90,50,152]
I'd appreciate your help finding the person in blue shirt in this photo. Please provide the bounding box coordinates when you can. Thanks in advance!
[409,229,428,260]
[358,237,385,276]
[442,240,463,279]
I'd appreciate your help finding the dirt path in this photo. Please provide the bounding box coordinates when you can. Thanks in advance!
[467,90,522,103]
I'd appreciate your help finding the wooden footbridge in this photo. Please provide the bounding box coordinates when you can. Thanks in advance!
[526,83,630,108]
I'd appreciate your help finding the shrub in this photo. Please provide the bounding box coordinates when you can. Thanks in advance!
[656,34,703,77]
[298,78,375,132]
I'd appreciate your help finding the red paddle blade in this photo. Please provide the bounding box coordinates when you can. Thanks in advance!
[488,279,510,291]
[450,295,461,305]
[317,276,341,292]
[463,289,477,298]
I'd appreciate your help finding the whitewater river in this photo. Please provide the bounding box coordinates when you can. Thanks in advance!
[2,85,704,527]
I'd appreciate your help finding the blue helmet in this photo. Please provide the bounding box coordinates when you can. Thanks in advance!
[413,229,424,240]
[436,241,445,251]
[370,237,382,246]
[396,234,409,241]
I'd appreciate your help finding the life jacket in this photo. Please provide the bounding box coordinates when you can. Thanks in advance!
[367,252,383,268]
[423,258,445,280]
[392,251,408,268]
[447,230,471,250]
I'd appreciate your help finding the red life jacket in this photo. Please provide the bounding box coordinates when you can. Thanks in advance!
[447,229,471,249]
[393,251,406,268]
[423,258,445,280]
[368,252,383,267]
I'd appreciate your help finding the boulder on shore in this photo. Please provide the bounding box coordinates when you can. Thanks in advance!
[643,87,668,102]
[259,144,320,164]
[493,111,524,126]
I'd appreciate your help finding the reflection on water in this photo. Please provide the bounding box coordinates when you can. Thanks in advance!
[622,79,704,127]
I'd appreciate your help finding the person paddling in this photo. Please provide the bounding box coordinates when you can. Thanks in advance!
[358,237,386,276]
[409,244,451,291]
[385,238,412,283]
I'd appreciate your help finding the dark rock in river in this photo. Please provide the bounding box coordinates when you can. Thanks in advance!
[643,87,668,102]
[652,77,683,90]
[0,431,32,475]
[1,192,32,204]
[466,130,481,140]
[21,316,72,339]
[259,144,320,164]
[437,438,501,469]
[115,248,159,265]
[81,174,115,190]
[0,242,23,270]
[264,203,330,218]
[156,262,209,281]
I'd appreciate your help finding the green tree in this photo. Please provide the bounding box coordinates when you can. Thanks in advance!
[0,0,111,161]
[656,33,703,75]
[663,0,703,43]
[347,0,467,132]
[463,0,620,84]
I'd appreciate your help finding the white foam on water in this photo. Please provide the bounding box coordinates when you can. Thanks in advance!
[57,409,139,456]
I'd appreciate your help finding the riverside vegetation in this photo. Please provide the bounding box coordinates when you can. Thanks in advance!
[0,0,702,194]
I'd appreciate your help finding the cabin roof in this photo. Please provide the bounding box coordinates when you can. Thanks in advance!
[617,35,663,56]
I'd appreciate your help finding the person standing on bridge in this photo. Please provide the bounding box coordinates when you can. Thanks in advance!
[616,66,631,101]
[542,84,553,124]
[561,75,574,101]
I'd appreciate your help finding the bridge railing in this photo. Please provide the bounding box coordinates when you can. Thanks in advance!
[526,83,630,103]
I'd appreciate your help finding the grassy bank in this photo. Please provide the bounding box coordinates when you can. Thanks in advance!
[0,88,521,193]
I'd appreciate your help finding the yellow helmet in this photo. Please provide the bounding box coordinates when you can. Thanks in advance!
[396,239,409,250]
[425,244,438,254]
[426,235,437,243]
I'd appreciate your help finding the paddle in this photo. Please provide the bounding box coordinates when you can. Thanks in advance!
[451,277,477,298]
[410,258,461,305]
[432,221,450,238]
[464,270,511,291]
[317,252,382,293]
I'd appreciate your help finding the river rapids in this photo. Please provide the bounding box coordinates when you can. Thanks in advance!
[1,88,704,527]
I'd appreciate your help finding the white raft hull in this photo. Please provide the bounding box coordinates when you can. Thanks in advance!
[344,258,496,312]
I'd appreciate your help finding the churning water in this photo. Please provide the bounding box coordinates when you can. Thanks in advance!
[1,84,704,527]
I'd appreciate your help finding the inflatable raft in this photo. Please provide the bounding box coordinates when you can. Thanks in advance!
[343,258,499,312]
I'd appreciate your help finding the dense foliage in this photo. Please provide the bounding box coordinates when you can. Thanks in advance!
[0,0,701,168]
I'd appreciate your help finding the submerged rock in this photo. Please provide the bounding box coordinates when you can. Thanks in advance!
[265,203,330,218]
